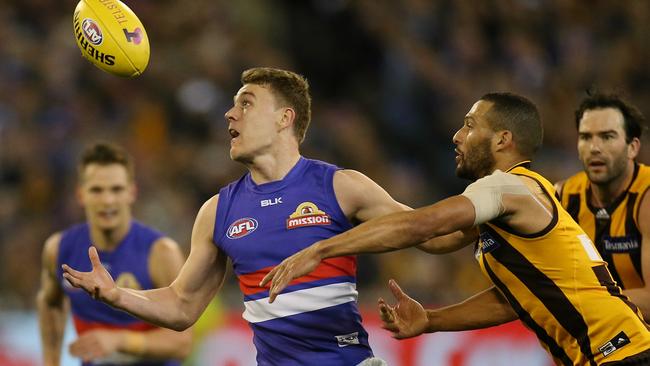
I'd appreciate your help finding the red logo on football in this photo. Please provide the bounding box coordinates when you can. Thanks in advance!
[227,218,258,239]
[81,18,103,45]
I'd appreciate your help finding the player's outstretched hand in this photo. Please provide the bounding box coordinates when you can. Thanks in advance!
[259,246,321,303]
[378,279,429,339]
[69,329,122,362]
[62,246,118,304]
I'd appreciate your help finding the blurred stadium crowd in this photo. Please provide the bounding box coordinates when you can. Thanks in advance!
[1,0,649,314]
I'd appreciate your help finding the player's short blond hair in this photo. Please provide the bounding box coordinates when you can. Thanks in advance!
[241,67,312,144]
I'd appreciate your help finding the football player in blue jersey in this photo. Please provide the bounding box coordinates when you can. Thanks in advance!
[61,68,457,365]
[38,142,191,366]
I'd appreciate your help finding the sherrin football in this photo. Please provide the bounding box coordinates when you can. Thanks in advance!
[73,0,149,77]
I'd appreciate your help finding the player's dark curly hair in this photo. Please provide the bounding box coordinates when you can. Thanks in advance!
[242,67,312,144]
[575,92,645,143]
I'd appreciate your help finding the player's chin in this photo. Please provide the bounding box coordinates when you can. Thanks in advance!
[95,216,122,231]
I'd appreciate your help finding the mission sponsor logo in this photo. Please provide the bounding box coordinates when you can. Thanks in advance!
[115,272,142,290]
[227,218,258,239]
[286,202,331,229]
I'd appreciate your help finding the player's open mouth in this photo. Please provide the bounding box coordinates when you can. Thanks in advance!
[98,210,118,219]
[229,129,240,139]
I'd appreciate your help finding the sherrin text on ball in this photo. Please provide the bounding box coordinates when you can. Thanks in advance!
[73,0,150,77]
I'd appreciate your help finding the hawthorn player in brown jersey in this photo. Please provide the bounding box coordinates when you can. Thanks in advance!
[556,93,650,320]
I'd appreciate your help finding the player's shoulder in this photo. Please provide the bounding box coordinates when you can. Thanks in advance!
[195,193,220,223]
[150,236,184,262]
[333,169,380,193]
[636,163,650,182]
[42,231,63,266]
[556,171,589,195]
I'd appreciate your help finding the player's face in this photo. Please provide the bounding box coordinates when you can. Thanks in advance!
[78,163,135,232]
[224,83,285,163]
[453,100,496,180]
[578,108,633,185]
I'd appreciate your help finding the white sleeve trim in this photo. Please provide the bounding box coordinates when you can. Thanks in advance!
[461,170,545,225]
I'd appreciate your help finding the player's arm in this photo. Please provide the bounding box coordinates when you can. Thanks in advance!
[63,195,228,331]
[334,169,475,253]
[37,233,69,366]
[622,189,650,319]
[261,194,477,301]
[261,171,549,302]
[379,280,517,339]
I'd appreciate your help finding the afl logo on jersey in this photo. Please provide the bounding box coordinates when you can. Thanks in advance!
[227,218,259,239]
[286,202,331,229]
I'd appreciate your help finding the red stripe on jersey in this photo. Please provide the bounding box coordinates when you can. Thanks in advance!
[238,256,357,296]
[73,315,156,334]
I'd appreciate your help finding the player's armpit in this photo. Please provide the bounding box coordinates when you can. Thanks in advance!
[416,227,479,254]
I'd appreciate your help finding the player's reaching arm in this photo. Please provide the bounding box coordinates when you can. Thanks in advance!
[62,195,228,331]
[67,237,193,361]
[261,171,553,302]
[261,194,476,301]
[378,280,517,339]
[37,233,69,366]
[621,190,650,319]
[334,169,476,254]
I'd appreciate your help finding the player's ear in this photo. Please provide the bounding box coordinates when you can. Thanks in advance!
[494,130,513,152]
[76,185,85,206]
[627,137,640,160]
[128,182,138,204]
[278,107,296,131]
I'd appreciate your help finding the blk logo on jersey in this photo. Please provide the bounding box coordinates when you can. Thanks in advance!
[261,197,282,207]
[227,218,259,239]
[286,202,331,229]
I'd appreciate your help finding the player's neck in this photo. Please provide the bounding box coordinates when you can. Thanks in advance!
[493,156,530,174]
[248,150,301,185]
[590,162,635,207]
[89,220,131,251]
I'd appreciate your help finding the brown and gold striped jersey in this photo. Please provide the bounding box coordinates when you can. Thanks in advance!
[476,163,650,365]
[559,163,650,290]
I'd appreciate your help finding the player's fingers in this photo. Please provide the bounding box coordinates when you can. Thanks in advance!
[62,264,84,277]
[69,339,88,357]
[260,266,279,287]
[378,300,395,323]
[63,272,84,289]
[388,279,406,300]
[88,246,102,269]
[269,273,289,303]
